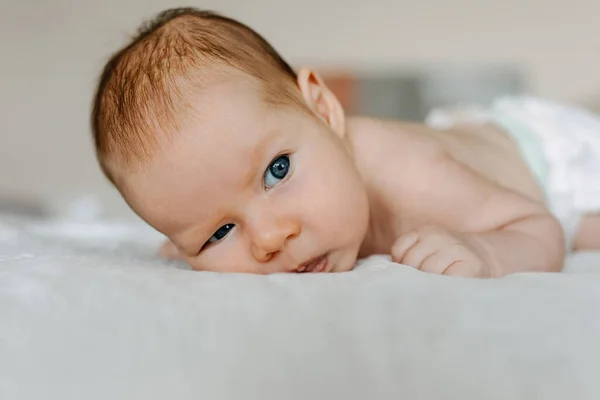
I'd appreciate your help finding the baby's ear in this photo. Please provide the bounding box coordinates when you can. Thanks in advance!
[296,67,346,137]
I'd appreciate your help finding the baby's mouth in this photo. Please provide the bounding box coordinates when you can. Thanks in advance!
[297,254,329,273]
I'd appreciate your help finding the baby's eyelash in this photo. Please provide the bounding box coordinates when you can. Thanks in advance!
[201,223,235,252]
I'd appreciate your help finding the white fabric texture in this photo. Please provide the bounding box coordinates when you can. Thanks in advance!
[426,96,600,249]
[1,213,600,400]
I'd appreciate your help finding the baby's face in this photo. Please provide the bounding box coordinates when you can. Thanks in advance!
[122,75,369,273]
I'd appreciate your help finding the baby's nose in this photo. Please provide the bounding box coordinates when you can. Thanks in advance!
[250,219,300,262]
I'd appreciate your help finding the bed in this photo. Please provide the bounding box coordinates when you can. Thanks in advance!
[1,211,600,399]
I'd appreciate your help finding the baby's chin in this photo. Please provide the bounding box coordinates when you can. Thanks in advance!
[329,251,359,273]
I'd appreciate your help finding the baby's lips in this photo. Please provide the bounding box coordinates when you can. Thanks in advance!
[300,254,328,273]
[296,264,307,273]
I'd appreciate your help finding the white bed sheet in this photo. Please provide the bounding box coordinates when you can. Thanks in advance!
[1,213,600,400]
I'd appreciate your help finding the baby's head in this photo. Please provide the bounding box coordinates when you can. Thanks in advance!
[92,8,369,273]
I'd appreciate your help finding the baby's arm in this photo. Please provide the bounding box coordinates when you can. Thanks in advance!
[458,193,564,276]
[391,150,565,277]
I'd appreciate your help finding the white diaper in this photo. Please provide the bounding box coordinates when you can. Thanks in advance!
[425,96,600,250]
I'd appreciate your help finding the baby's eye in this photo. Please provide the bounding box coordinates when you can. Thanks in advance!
[264,154,290,189]
[205,223,235,247]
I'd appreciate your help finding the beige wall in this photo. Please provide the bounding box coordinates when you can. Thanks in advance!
[2,0,600,218]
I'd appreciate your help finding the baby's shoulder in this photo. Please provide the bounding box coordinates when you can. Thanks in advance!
[347,116,447,163]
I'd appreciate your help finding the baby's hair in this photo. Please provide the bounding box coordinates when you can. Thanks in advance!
[91,7,302,182]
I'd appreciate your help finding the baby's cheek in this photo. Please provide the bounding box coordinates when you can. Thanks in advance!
[193,243,256,273]
[187,258,205,271]
[335,254,359,273]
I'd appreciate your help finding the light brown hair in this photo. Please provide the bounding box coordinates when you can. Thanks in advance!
[91,7,302,182]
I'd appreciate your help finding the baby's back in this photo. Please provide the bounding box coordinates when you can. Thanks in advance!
[349,117,545,204]
[427,121,544,202]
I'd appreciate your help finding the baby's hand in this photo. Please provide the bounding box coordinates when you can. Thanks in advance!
[391,226,493,278]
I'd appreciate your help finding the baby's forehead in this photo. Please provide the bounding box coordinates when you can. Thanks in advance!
[150,76,311,173]
[182,86,296,143]
[163,104,276,169]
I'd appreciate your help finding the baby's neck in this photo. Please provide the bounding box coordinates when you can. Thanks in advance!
[345,117,402,257]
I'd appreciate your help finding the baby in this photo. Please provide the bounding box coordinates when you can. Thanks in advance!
[91,7,600,277]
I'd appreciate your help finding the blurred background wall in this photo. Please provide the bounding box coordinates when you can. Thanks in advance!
[1,0,600,219]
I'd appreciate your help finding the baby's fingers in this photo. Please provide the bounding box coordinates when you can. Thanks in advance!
[420,249,462,275]
[391,232,419,264]
[443,257,488,277]
[392,231,445,269]
[423,243,488,277]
